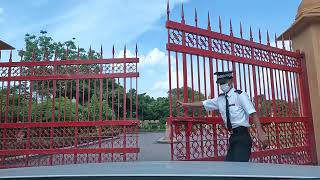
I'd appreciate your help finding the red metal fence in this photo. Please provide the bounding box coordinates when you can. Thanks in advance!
[0,45,140,168]
[166,3,317,165]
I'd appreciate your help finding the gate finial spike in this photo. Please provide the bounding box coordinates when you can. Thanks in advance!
[100,45,103,59]
[112,45,115,58]
[275,33,278,48]
[258,28,262,44]
[250,25,253,41]
[9,50,12,62]
[89,45,92,58]
[194,8,198,27]
[281,35,285,50]
[54,48,57,60]
[267,30,270,46]
[43,48,46,60]
[181,3,185,24]
[207,11,211,30]
[124,44,126,57]
[167,0,170,20]
[21,48,24,60]
[240,22,243,39]
[229,18,233,36]
[135,43,138,58]
[219,16,222,33]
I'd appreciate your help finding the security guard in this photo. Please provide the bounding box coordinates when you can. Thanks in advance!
[177,71,268,162]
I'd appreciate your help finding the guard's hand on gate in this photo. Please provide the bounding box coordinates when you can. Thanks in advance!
[257,130,268,149]
[177,100,187,108]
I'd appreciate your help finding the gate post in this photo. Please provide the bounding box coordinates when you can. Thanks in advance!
[299,52,317,165]
[280,0,320,164]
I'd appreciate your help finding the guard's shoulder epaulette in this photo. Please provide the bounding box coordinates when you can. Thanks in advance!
[218,93,225,97]
[235,90,243,94]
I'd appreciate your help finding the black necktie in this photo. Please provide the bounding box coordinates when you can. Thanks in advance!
[225,95,232,131]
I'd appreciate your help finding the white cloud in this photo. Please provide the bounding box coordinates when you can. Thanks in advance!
[48,0,186,48]
[140,48,167,67]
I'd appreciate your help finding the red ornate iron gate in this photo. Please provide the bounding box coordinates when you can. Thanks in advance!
[0,45,140,168]
[166,3,317,165]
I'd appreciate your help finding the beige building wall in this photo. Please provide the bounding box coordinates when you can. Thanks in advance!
[290,23,320,164]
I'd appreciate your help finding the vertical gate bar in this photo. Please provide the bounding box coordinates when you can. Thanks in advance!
[216,60,220,95]
[195,15,202,116]
[4,51,12,123]
[87,80,91,121]
[40,81,44,122]
[248,65,253,102]
[112,77,114,120]
[34,82,37,122]
[238,63,242,90]
[0,81,3,121]
[265,68,271,116]
[289,72,296,116]
[167,17,174,158]
[190,54,195,116]
[207,12,213,98]
[135,50,139,158]
[63,80,67,121]
[106,79,109,120]
[57,81,61,122]
[76,80,79,121]
[51,59,57,164]
[251,61,258,110]
[182,32,188,117]
[11,81,15,122]
[99,79,102,120]
[295,72,303,116]
[279,70,284,110]
[275,70,280,116]
[180,3,190,160]
[270,69,276,117]
[168,50,173,117]
[117,78,120,120]
[175,51,180,116]
[286,71,292,116]
[112,46,115,121]
[230,19,237,89]
[17,80,21,122]
[82,80,85,121]
[123,46,127,120]
[135,46,138,121]
[293,73,300,116]
[46,81,50,122]
[99,49,103,163]
[26,55,34,165]
[130,78,132,119]
[203,56,207,116]
[69,80,73,121]
[197,53,201,116]
[123,46,127,161]
[94,79,97,121]
[243,64,247,93]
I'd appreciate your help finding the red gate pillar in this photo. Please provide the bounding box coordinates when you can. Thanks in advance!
[280,0,320,164]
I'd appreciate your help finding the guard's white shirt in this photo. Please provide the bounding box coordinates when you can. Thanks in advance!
[202,88,256,129]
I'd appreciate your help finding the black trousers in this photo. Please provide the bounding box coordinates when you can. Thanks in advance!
[225,126,252,162]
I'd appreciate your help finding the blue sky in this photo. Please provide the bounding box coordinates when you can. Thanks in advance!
[0,0,301,98]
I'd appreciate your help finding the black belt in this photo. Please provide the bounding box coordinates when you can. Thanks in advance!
[230,126,248,135]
